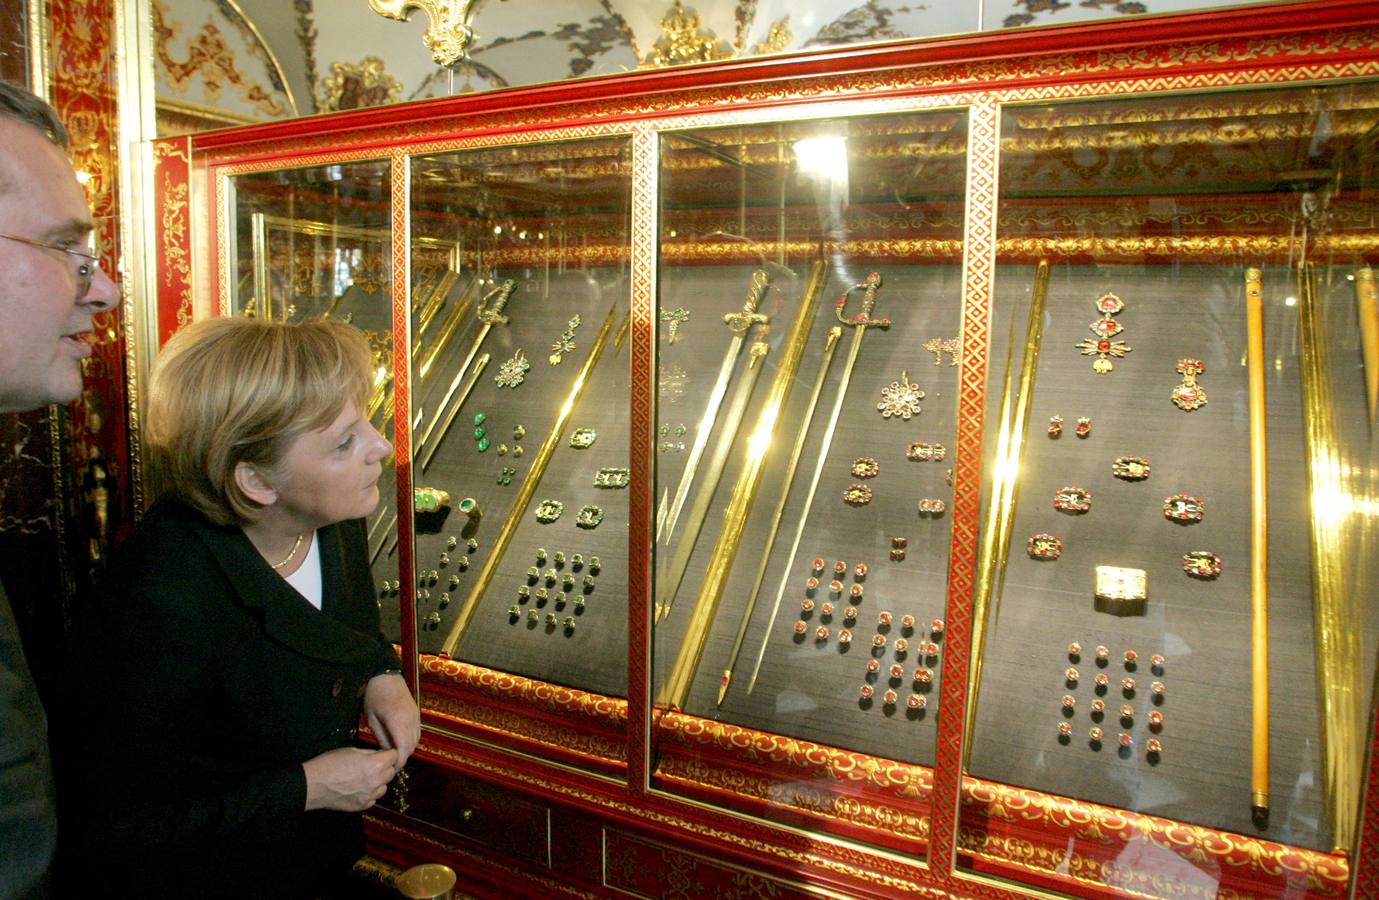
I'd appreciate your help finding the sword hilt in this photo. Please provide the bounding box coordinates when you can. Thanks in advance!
[723,270,770,335]
[477,279,516,325]
[835,271,890,330]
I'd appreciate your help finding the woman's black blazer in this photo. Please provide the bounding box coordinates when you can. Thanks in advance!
[58,498,400,898]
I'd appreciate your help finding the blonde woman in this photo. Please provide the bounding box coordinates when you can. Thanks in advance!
[61,317,418,898]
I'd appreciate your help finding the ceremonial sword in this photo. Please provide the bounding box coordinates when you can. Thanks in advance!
[416,279,514,450]
[657,271,770,544]
[655,337,770,623]
[747,272,888,695]
[718,326,840,705]
[420,353,490,471]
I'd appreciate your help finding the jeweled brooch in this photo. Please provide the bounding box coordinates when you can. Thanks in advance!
[1075,293,1132,373]
[1163,494,1204,523]
[1170,359,1208,411]
[495,349,530,388]
[877,371,924,420]
[843,483,873,506]
[535,500,564,523]
[1182,550,1221,578]
[1053,486,1092,514]
[1027,533,1063,560]
[1112,456,1151,481]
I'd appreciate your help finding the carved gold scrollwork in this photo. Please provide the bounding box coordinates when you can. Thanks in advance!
[315,56,403,113]
[368,0,483,68]
[645,1,728,68]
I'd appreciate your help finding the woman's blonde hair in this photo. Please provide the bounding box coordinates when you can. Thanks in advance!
[147,316,376,526]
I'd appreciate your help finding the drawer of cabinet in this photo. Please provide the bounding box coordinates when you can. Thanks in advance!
[380,759,550,863]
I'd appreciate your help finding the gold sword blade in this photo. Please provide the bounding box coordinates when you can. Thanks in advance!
[964,261,1049,767]
[1245,266,1270,831]
[658,270,770,544]
[415,280,514,448]
[414,275,480,368]
[719,326,840,706]
[419,353,491,471]
[655,339,769,623]
[441,303,620,656]
[746,272,886,695]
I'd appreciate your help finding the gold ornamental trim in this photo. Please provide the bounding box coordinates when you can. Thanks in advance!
[657,711,931,800]
[400,743,946,896]
[379,234,1379,271]
[195,26,1379,165]
[152,0,290,119]
[315,55,403,113]
[643,2,728,69]
[961,777,1350,893]
[655,759,929,841]
[422,692,626,764]
[152,140,193,331]
[419,655,629,725]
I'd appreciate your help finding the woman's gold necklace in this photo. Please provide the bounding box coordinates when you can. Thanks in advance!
[270,532,305,570]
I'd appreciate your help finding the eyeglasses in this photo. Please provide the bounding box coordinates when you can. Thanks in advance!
[0,230,101,292]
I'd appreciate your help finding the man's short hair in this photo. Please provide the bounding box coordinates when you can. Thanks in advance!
[147,317,376,526]
[0,81,68,149]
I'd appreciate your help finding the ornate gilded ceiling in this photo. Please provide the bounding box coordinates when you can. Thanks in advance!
[154,0,1272,135]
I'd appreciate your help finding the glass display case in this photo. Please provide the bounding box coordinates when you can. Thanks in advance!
[961,79,1379,890]
[150,3,1379,896]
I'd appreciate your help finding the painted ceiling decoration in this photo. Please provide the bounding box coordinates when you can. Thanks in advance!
[153,0,295,124]
[151,0,1266,135]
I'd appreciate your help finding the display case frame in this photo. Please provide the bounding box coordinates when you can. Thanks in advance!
[145,2,1379,896]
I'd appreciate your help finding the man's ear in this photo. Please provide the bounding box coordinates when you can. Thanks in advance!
[234,461,279,508]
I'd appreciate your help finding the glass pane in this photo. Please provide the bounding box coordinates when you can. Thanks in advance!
[227,161,401,639]
[653,109,969,853]
[408,139,633,709]
[967,82,1379,895]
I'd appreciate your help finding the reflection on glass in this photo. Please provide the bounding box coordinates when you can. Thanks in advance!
[406,138,633,699]
[229,161,405,636]
[653,110,969,853]
[969,82,1379,894]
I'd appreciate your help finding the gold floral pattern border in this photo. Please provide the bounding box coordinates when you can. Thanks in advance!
[357,233,1378,270]
[961,778,1350,896]
[422,691,627,764]
[658,710,931,799]
[152,137,192,341]
[654,761,930,841]
[195,26,1379,165]
[410,742,950,896]
[419,656,629,725]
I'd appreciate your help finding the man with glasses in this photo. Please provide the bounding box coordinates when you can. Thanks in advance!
[0,81,119,899]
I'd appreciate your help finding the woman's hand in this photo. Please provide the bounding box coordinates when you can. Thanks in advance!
[363,672,420,767]
[302,746,398,812]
